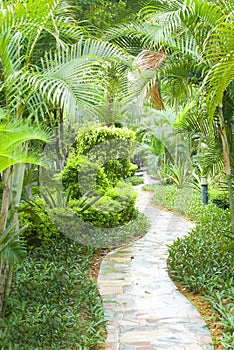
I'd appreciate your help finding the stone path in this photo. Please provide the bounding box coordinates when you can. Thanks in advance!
[97,176,214,350]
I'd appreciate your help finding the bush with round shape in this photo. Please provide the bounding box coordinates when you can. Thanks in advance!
[19,199,61,248]
[70,126,137,186]
[62,155,109,199]
[71,181,137,228]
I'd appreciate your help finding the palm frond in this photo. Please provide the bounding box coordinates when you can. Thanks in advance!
[1,240,26,265]
[175,106,210,137]
[203,18,234,118]
[104,21,160,53]
[0,121,50,172]
[8,39,131,121]
[0,122,49,150]
[200,139,225,175]
[0,223,27,265]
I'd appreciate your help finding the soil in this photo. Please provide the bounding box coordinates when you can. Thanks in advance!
[174,281,223,350]
[90,248,110,284]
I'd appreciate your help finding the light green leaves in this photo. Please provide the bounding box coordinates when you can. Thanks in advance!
[0,121,50,173]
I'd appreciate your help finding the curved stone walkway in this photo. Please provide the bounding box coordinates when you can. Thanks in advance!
[97,176,214,350]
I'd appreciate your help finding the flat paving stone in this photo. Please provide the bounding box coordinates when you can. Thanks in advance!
[98,174,214,350]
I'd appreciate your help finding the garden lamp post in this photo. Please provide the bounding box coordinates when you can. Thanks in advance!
[201,176,208,205]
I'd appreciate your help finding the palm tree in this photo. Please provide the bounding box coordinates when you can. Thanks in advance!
[0,0,131,214]
[0,0,131,315]
[0,119,50,316]
[202,12,234,232]
[108,0,234,234]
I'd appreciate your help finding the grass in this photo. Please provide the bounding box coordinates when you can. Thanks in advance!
[143,183,234,349]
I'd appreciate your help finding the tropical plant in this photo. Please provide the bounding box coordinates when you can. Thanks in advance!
[133,108,191,177]
[0,0,131,316]
[160,159,193,188]
[0,120,50,316]
[108,0,234,234]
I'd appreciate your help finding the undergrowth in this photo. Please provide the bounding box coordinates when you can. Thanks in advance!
[0,238,105,350]
[144,184,234,349]
[1,211,149,349]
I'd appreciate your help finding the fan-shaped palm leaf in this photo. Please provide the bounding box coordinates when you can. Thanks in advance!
[0,223,27,264]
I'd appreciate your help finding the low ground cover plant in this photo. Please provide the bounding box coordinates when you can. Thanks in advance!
[144,183,234,349]
[0,238,106,349]
[6,189,149,347]
[126,175,144,186]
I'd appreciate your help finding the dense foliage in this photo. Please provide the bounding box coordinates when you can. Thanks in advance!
[144,183,234,348]
[19,200,62,248]
[62,156,110,199]
[60,126,139,229]
[71,181,137,228]
[72,0,142,33]
[0,239,106,349]
[70,126,137,185]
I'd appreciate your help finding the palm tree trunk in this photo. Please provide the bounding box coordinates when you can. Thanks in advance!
[219,107,234,236]
[0,169,13,317]
[0,262,8,317]
[0,169,13,233]
[0,165,25,317]
[0,262,13,317]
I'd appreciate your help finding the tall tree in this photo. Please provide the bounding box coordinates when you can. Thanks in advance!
[0,119,50,316]
[0,0,131,314]
[109,0,234,234]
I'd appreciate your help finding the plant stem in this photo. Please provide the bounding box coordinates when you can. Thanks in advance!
[218,107,234,236]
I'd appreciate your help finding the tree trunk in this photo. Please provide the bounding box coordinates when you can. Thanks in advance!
[0,167,21,318]
[0,169,13,233]
[0,262,13,317]
[219,107,234,236]
[0,262,7,317]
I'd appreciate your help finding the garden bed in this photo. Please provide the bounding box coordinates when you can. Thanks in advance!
[143,184,234,350]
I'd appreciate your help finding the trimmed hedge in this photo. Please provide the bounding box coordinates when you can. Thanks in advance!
[62,155,109,199]
[71,181,137,228]
[70,126,137,186]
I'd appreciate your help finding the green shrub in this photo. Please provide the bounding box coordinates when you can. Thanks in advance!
[72,181,137,228]
[71,126,137,186]
[102,158,137,186]
[19,199,61,248]
[73,126,136,155]
[62,155,109,199]
[49,206,149,248]
[209,187,229,209]
[126,175,144,186]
